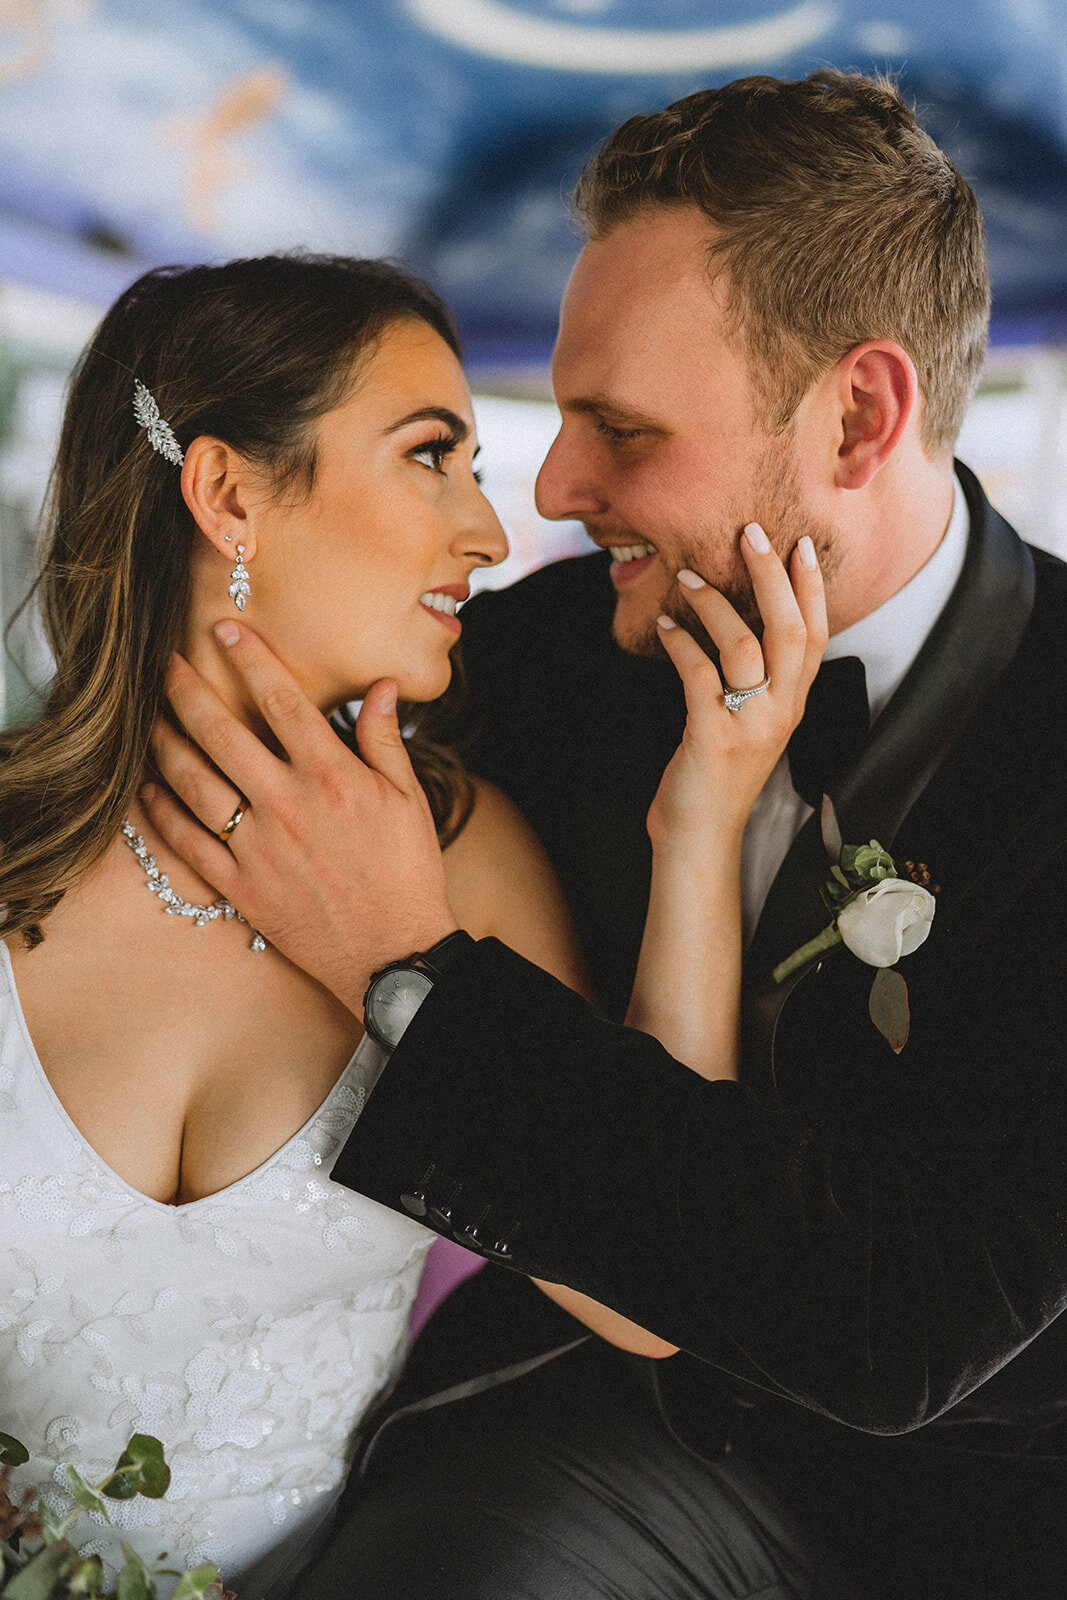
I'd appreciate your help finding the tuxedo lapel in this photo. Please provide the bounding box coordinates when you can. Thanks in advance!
[832,464,1034,850]
[743,466,1035,1084]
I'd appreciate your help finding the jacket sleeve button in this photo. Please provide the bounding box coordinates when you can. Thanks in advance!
[400,1192,428,1217]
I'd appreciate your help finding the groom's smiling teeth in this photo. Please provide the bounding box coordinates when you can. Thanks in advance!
[606,540,659,589]
[609,542,657,562]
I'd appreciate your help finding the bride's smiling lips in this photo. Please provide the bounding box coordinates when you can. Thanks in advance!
[419,581,470,635]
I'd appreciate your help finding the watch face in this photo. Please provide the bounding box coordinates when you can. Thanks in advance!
[367,968,435,1047]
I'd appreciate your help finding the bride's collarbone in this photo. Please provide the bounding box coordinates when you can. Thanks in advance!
[6,876,362,1206]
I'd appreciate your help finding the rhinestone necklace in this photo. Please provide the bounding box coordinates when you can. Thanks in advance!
[120,820,266,951]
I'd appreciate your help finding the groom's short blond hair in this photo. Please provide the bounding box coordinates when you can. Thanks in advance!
[574,70,990,456]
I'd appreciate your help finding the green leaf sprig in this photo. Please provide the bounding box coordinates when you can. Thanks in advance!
[0,1434,234,1600]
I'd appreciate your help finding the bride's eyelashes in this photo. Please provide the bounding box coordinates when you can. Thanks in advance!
[411,433,455,472]
[410,432,485,485]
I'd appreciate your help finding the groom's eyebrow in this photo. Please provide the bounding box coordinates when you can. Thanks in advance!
[568,396,666,431]
[385,406,471,438]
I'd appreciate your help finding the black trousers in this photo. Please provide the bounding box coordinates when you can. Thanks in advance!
[300,1337,827,1599]
[298,1270,1066,1600]
[298,1272,841,1600]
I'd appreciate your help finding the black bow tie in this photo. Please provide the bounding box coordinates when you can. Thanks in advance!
[786,655,870,810]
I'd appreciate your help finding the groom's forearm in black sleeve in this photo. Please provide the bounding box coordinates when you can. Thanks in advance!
[333,930,1067,1436]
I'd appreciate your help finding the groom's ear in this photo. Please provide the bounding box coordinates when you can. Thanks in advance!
[831,341,917,490]
[180,436,258,563]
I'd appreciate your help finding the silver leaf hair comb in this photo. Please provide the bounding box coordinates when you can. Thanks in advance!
[132,380,184,467]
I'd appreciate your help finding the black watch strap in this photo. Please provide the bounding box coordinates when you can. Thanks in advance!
[417,928,476,977]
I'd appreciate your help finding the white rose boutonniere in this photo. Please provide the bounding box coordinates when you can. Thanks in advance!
[773,796,939,1052]
[837,878,936,968]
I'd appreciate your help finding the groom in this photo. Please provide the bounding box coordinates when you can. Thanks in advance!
[150,72,1067,1595]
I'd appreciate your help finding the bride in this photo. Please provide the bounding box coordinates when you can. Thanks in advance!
[0,253,679,1594]
[0,252,823,1596]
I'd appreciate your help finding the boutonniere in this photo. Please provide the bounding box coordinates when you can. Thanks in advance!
[773,796,938,1052]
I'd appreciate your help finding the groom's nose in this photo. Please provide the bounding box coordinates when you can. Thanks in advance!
[535,425,607,523]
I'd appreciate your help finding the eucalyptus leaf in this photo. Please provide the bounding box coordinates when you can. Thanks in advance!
[104,1439,169,1503]
[819,794,842,864]
[66,1554,105,1596]
[852,842,895,882]
[171,1564,222,1600]
[3,1539,71,1600]
[116,1546,154,1600]
[0,1434,29,1468]
[869,967,910,1053]
[64,1468,108,1522]
[97,1474,135,1503]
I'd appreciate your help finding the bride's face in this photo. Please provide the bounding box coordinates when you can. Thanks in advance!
[228,318,508,708]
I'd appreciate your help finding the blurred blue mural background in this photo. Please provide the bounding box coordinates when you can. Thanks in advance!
[2,0,1067,357]
[3,0,1067,730]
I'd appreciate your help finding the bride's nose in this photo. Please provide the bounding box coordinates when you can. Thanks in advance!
[455,491,509,569]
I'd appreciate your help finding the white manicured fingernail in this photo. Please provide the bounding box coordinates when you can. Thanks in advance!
[743,522,770,554]
[676,569,705,590]
[380,681,397,714]
[798,535,817,570]
[657,614,677,630]
[215,621,240,646]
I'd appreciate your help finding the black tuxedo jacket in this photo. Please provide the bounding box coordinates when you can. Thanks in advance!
[333,466,1067,1574]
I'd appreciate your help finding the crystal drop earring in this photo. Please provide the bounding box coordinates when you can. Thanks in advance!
[228,544,250,612]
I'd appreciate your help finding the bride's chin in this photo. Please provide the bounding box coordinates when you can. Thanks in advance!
[331,662,453,712]
[398,655,456,705]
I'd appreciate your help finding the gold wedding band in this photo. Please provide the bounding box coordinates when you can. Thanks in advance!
[218,798,248,844]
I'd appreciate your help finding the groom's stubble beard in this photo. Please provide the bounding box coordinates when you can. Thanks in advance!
[613,432,839,666]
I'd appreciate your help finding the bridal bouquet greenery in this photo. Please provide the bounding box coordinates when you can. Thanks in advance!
[0,1431,234,1600]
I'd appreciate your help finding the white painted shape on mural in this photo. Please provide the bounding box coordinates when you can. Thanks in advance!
[854,21,911,56]
[406,0,836,74]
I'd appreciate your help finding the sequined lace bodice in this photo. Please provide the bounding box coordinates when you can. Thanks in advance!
[0,943,433,1597]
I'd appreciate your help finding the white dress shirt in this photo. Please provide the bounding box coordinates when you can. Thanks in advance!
[739,475,970,945]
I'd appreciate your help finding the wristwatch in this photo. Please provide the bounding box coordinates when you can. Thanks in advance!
[362,930,475,1051]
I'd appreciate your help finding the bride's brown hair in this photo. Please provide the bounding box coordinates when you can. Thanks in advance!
[0,253,473,947]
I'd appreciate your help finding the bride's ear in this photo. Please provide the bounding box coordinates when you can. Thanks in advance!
[180,436,258,563]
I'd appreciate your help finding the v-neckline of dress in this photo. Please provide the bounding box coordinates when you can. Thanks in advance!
[0,939,376,1214]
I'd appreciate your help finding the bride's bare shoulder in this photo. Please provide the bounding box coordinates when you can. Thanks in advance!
[442,776,588,995]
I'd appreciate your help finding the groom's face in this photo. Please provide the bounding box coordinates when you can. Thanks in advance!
[535,205,832,655]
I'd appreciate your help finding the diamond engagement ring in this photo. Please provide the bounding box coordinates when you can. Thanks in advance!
[723,674,771,712]
[219,799,248,843]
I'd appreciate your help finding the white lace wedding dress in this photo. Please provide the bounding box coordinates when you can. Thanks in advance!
[0,942,434,1597]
